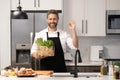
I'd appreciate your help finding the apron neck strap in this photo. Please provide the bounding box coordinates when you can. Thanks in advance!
[46,32,60,37]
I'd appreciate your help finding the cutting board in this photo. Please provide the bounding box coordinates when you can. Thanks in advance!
[34,70,54,75]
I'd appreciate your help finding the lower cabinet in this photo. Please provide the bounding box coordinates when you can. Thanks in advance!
[66,66,100,72]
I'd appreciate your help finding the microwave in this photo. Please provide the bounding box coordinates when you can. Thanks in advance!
[106,10,120,34]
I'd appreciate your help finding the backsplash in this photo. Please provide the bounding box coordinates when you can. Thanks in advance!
[77,35,120,62]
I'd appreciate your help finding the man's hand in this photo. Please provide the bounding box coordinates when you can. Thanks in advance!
[31,52,46,59]
[31,52,39,59]
[68,20,76,30]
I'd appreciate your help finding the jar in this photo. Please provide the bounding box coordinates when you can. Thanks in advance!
[114,71,119,79]
[113,65,119,79]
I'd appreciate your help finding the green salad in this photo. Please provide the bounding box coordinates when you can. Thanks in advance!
[35,38,54,48]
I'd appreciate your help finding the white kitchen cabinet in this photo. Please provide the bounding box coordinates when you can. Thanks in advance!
[84,0,106,36]
[63,0,106,36]
[0,0,11,69]
[38,0,62,10]
[11,0,63,10]
[107,0,120,10]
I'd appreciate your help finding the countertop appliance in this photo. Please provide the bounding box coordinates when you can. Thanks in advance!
[90,46,104,62]
[106,10,120,34]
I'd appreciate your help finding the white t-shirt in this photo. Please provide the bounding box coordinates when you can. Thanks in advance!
[31,28,76,60]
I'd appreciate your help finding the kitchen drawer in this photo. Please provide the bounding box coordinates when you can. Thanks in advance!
[66,66,100,72]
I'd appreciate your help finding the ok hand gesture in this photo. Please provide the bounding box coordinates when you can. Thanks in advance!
[68,20,76,31]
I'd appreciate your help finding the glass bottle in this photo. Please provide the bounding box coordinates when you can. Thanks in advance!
[108,61,113,76]
[100,60,108,75]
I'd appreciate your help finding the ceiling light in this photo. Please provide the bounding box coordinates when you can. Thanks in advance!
[11,0,28,19]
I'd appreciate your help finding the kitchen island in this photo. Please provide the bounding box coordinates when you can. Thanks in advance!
[0,73,114,80]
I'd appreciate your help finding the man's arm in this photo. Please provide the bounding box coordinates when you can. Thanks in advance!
[68,20,78,48]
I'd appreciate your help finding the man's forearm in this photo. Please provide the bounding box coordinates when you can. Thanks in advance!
[71,29,78,48]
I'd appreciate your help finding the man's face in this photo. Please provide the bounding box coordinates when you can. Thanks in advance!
[47,14,58,29]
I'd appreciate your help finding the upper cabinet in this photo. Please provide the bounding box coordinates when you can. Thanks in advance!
[107,0,120,10]
[11,0,63,10]
[63,0,106,36]
[84,0,106,36]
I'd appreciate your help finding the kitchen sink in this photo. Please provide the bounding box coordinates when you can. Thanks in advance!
[51,72,101,78]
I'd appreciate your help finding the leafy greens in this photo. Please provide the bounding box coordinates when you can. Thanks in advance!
[35,38,54,48]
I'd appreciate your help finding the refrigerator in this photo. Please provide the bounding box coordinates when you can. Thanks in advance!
[11,11,63,68]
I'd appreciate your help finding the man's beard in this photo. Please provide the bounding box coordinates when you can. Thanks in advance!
[48,23,57,29]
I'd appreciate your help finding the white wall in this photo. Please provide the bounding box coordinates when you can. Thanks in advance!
[0,0,11,69]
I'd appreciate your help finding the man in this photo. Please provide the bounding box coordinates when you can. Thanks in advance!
[31,9,78,72]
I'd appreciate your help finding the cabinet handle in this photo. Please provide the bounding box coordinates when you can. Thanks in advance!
[38,0,40,7]
[34,0,36,7]
[82,20,84,33]
[86,20,88,33]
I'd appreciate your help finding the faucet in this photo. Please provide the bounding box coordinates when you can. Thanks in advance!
[70,49,82,78]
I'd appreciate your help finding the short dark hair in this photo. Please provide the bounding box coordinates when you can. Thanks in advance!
[47,9,59,19]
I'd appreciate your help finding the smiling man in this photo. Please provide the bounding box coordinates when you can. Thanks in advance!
[31,9,78,72]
